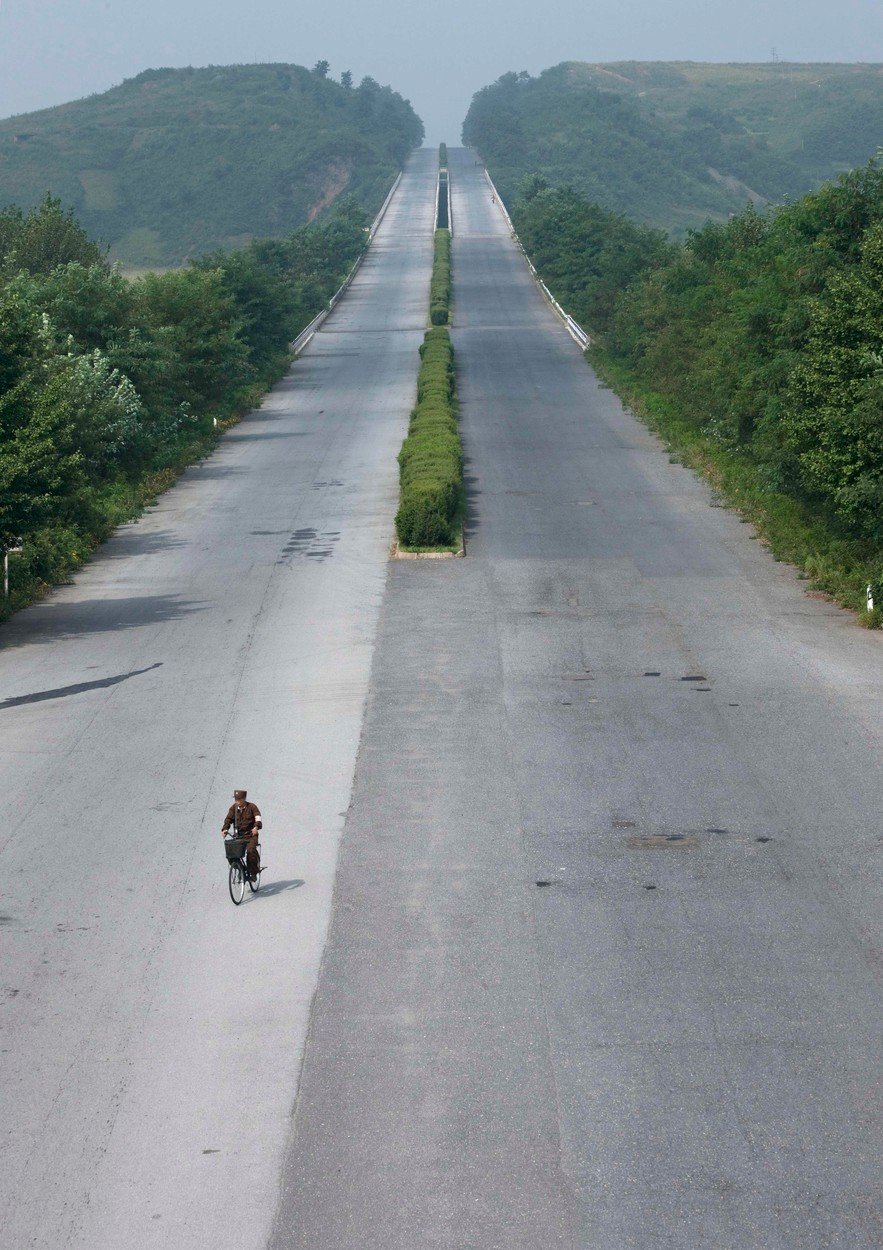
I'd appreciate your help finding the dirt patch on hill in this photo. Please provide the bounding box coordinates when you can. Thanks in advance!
[307,162,352,221]
[707,166,767,206]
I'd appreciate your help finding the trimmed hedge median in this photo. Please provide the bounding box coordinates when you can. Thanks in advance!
[395,202,462,552]
[395,327,462,549]
[429,228,451,325]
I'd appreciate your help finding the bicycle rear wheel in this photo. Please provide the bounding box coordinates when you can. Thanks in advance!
[229,860,246,905]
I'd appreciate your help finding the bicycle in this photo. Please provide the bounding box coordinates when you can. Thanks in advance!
[223,835,262,904]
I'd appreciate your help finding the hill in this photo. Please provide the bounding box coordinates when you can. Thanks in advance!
[0,64,423,265]
[463,62,883,234]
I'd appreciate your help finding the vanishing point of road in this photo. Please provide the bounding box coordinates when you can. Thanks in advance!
[2,148,881,1250]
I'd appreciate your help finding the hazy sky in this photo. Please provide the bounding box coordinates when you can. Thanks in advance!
[1,0,882,141]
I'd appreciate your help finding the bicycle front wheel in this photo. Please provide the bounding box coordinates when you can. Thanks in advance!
[229,861,246,905]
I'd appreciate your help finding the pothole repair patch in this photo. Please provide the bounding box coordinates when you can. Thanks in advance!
[627,832,699,849]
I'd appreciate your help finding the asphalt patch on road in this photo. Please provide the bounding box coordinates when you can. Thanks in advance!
[277,529,341,564]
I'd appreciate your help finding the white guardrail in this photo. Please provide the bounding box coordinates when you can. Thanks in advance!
[482,167,591,350]
[291,170,403,357]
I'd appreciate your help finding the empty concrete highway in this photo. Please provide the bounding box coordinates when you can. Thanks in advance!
[0,149,436,1249]
[2,145,880,1250]
[270,150,882,1249]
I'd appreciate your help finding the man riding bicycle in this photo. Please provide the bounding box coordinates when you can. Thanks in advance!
[221,790,262,881]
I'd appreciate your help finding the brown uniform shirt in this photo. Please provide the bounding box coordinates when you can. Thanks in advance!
[223,801,262,835]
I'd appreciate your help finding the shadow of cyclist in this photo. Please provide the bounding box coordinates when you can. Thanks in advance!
[256,878,305,897]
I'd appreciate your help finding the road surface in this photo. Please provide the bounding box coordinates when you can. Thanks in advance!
[0,149,436,1248]
[270,150,882,1248]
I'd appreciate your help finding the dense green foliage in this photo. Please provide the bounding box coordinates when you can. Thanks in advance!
[513,180,673,333]
[507,163,883,618]
[430,229,451,326]
[396,327,462,548]
[464,62,883,235]
[439,143,448,168]
[0,195,368,610]
[0,64,422,265]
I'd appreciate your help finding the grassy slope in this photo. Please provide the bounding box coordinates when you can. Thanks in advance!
[0,64,423,265]
[463,61,883,234]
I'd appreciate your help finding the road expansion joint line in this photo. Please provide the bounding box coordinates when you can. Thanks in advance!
[482,557,580,1242]
[17,953,153,1250]
[265,831,348,1241]
[266,325,435,1242]
[179,388,362,942]
[190,387,362,852]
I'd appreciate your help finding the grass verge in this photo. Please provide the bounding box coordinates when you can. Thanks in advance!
[591,349,883,628]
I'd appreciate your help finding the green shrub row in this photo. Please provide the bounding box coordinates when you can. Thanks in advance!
[429,228,451,326]
[439,142,448,169]
[507,163,883,624]
[395,327,463,548]
[0,194,370,619]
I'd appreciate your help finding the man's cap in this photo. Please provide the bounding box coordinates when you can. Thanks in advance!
[233,789,247,799]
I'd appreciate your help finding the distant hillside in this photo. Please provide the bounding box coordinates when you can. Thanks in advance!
[0,64,423,265]
[463,62,883,233]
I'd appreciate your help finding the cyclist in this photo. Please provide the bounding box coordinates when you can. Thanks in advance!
[221,789,262,881]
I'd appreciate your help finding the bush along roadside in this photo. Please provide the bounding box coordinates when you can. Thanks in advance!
[429,229,451,325]
[395,326,463,549]
[590,352,883,627]
[503,165,883,626]
[0,194,371,620]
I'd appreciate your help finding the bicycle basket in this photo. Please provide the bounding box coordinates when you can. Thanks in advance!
[224,836,249,860]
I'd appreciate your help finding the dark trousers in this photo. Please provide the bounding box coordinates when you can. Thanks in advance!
[243,831,260,878]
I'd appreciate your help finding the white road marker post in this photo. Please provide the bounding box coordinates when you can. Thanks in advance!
[3,538,23,598]
[867,584,874,613]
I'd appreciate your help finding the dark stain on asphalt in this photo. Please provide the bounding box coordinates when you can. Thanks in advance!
[628,833,698,849]
[277,528,341,564]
